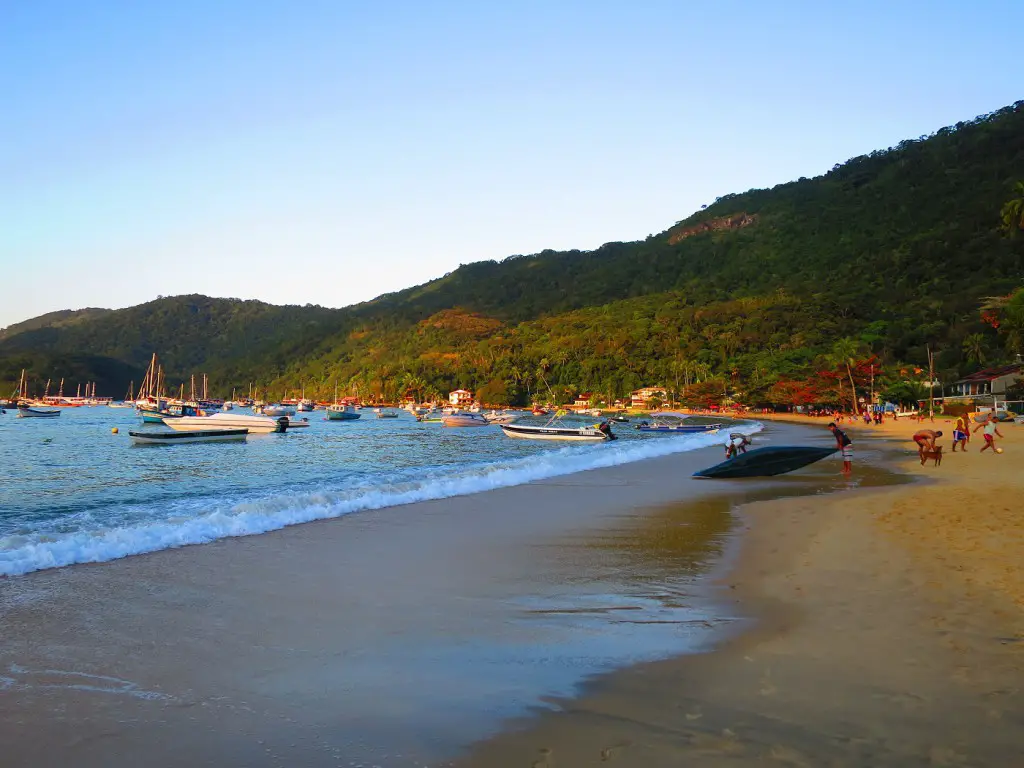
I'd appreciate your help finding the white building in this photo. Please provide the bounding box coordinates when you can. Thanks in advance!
[449,389,474,407]
[631,387,667,408]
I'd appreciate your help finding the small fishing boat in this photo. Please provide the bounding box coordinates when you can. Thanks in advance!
[129,428,249,445]
[139,408,177,423]
[285,416,311,428]
[16,405,61,418]
[375,408,399,419]
[442,413,490,427]
[164,412,288,433]
[635,412,722,433]
[693,446,837,479]
[500,421,614,441]
[326,404,361,421]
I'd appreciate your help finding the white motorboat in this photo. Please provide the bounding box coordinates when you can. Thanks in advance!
[500,422,613,441]
[129,428,249,445]
[442,413,490,427]
[635,411,722,433]
[483,411,518,424]
[164,412,288,433]
[260,404,295,417]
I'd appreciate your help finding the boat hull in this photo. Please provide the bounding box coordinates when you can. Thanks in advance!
[326,409,361,421]
[694,446,837,479]
[636,423,723,433]
[16,407,61,418]
[500,424,611,441]
[129,429,249,445]
[442,415,490,427]
[164,414,288,433]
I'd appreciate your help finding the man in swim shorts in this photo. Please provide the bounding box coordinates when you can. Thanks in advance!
[973,417,1004,453]
[828,422,853,475]
[912,429,942,455]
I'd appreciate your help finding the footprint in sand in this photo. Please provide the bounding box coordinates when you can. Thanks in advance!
[599,741,632,762]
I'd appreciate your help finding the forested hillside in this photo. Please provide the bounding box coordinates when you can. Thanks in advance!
[4,101,1024,406]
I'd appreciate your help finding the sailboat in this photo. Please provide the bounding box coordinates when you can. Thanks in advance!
[13,370,60,418]
[109,381,135,408]
[295,384,315,412]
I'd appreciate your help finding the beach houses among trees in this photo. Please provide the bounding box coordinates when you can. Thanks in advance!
[631,387,667,409]
[945,363,1023,400]
[449,389,474,407]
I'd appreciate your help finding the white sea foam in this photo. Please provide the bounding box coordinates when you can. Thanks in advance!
[0,423,762,577]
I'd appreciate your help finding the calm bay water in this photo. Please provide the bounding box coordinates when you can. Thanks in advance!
[0,406,742,577]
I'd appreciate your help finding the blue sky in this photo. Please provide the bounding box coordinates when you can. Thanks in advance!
[1,1,1020,328]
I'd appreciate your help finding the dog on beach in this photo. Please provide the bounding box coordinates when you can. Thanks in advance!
[919,445,943,466]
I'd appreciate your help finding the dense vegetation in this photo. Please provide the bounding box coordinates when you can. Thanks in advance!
[4,101,1024,407]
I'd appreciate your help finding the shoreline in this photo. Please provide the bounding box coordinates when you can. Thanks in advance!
[0,420,837,767]
[455,419,1024,766]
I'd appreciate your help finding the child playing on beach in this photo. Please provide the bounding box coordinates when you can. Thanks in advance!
[973,418,1005,453]
[828,423,853,475]
[952,416,969,452]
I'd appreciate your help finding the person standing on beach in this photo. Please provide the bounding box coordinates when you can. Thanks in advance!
[912,429,942,456]
[828,422,853,475]
[973,418,1004,453]
[952,416,969,452]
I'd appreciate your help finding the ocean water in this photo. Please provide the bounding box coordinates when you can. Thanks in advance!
[0,407,754,577]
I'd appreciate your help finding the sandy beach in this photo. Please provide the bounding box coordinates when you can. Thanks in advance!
[2,417,1022,766]
[458,416,1024,766]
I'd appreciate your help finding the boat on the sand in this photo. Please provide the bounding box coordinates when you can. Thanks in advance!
[129,428,249,445]
[693,446,837,479]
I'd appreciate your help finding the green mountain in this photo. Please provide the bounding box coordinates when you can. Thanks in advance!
[4,100,1024,405]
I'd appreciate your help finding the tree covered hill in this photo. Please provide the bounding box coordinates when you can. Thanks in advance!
[3,100,1024,403]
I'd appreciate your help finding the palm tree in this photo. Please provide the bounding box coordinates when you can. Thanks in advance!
[961,333,987,366]
[827,338,861,413]
[1001,180,1024,235]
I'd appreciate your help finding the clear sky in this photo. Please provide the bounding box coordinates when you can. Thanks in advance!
[1,0,1020,328]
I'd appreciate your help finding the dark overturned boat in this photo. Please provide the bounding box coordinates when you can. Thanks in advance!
[693,446,837,479]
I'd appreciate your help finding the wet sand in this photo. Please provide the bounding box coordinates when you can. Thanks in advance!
[1,420,851,768]
[457,418,1024,766]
